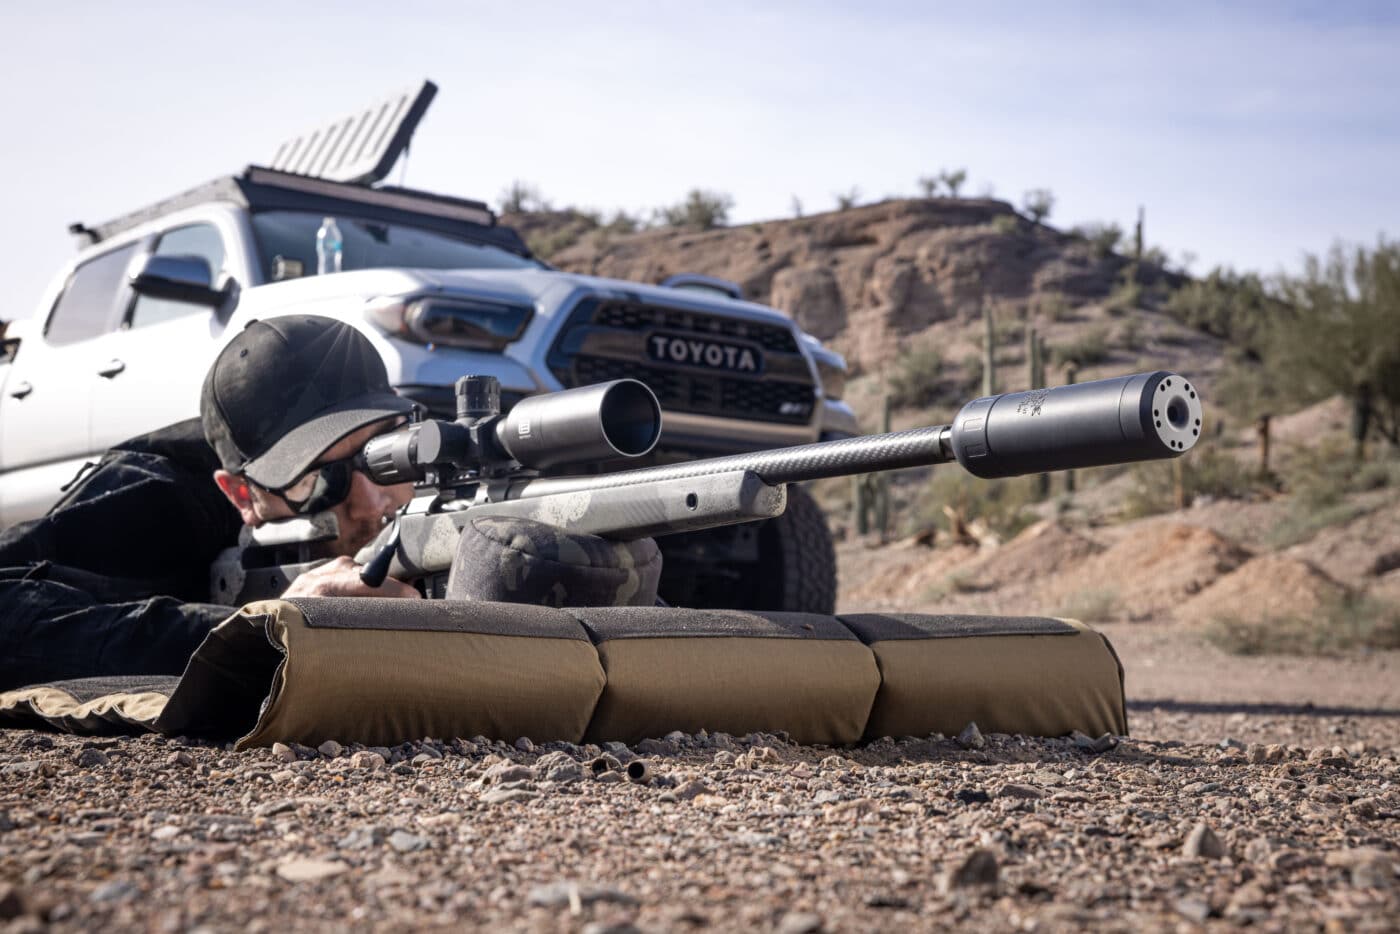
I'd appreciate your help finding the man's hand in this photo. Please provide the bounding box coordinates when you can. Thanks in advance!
[279,556,420,599]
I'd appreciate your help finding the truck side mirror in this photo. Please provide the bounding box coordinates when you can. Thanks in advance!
[128,254,226,307]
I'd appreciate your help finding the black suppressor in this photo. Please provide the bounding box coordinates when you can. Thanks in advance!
[948,370,1203,478]
[360,377,662,483]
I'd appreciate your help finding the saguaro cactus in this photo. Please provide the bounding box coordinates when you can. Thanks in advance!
[1063,361,1079,493]
[981,301,996,398]
[852,395,894,540]
[873,396,892,541]
[1026,327,1050,497]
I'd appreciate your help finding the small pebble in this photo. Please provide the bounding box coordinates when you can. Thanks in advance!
[956,722,986,750]
[1182,822,1225,860]
[942,848,998,891]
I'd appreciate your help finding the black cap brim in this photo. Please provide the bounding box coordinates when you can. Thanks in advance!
[241,391,414,489]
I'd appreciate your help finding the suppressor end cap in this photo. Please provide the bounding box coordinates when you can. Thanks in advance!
[1147,373,1204,455]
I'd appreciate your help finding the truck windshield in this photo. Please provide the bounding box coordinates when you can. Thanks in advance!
[250,211,542,280]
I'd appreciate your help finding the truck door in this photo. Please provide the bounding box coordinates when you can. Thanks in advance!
[89,223,230,452]
[0,242,137,524]
[0,243,139,467]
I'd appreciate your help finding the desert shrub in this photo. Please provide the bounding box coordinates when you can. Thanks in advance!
[1278,435,1400,505]
[527,226,587,260]
[498,180,550,214]
[1071,221,1124,257]
[1264,500,1373,550]
[920,570,995,602]
[1119,442,1259,519]
[909,469,1042,541]
[603,209,642,234]
[1106,265,1143,315]
[1053,589,1122,623]
[1141,245,1170,267]
[1165,266,1274,352]
[834,187,861,211]
[1355,448,1400,490]
[1050,327,1111,369]
[1204,595,1400,656]
[991,214,1020,236]
[1211,350,1286,423]
[1021,188,1054,224]
[888,346,946,409]
[992,310,1024,346]
[1261,438,1400,547]
[1037,294,1074,322]
[656,189,734,230]
[940,168,967,198]
[1268,238,1400,447]
[1281,437,1361,509]
[1116,318,1143,349]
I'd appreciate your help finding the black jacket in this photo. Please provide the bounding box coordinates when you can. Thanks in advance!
[0,419,242,691]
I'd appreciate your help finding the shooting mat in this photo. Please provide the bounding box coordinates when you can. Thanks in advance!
[2,599,1127,745]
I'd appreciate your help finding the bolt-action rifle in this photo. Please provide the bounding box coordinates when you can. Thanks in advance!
[211,371,1203,604]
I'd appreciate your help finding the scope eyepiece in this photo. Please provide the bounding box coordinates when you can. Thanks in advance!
[360,423,427,485]
[949,371,1203,479]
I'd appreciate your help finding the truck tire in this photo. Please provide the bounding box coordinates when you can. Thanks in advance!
[754,483,838,614]
[655,483,837,614]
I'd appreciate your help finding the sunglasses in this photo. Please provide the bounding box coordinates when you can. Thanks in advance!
[256,418,410,515]
[261,452,374,515]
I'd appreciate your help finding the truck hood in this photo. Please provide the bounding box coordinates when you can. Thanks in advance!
[250,266,800,330]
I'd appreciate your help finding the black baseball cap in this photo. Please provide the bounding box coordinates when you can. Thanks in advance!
[201,316,414,489]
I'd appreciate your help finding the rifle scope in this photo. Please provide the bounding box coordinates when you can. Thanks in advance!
[360,377,662,483]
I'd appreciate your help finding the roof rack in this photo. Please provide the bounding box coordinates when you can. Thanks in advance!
[82,166,525,256]
[76,79,519,251]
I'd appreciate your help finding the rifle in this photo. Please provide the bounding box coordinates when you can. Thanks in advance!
[210,370,1203,603]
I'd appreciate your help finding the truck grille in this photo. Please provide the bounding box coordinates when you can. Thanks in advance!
[571,357,815,424]
[546,299,815,426]
[593,301,800,353]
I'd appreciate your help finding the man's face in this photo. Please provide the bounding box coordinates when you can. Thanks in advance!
[218,418,414,558]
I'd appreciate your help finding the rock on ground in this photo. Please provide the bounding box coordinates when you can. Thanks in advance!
[0,708,1397,930]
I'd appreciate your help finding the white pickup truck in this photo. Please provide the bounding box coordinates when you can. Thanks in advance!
[0,165,855,613]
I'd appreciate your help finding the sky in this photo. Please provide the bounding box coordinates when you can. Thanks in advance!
[2,1,1397,319]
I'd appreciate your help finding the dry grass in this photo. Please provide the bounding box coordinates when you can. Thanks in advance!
[1119,442,1261,519]
[1203,595,1400,656]
[1052,588,1122,623]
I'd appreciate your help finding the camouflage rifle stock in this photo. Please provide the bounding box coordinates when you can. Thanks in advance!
[211,371,1203,603]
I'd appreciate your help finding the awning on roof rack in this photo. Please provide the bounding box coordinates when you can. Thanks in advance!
[268,80,437,186]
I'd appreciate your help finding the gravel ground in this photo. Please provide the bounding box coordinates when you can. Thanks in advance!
[2,707,1397,932]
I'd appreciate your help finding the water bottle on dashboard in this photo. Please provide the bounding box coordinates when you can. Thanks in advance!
[316,217,344,275]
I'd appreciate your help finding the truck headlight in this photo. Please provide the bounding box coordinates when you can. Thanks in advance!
[811,348,847,401]
[366,296,533,351]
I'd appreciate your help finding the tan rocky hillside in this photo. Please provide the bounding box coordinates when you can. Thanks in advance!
[506,198,1219,416]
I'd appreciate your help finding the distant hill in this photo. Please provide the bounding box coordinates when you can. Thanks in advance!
[507,197,1221,428]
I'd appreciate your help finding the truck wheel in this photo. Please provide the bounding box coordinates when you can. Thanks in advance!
[754,483,838,614]
[654,483,838,614]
